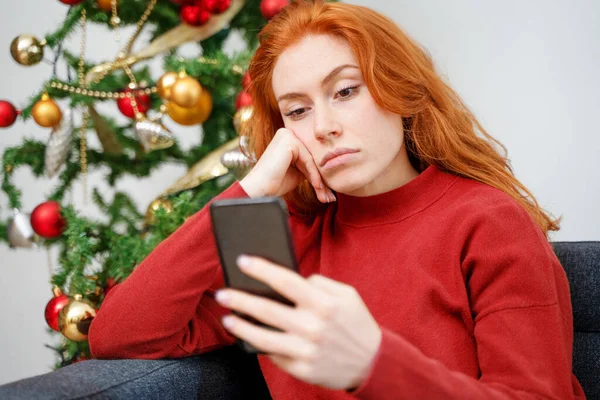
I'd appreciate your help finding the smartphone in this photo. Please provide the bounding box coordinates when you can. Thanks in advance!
[209,196,299,353]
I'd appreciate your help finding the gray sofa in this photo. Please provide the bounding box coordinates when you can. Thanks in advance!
[554,241,600,399]
[1,241,598,399]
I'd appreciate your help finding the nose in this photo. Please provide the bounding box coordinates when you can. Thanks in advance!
[313,105,341,141]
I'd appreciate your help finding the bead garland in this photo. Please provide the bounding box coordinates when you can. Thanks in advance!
[48,81,157,99]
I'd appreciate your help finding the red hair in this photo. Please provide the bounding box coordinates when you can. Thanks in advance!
[247,0,560,235]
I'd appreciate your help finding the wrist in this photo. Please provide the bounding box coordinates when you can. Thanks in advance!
[348,325,382,391]
[239,173,266,198]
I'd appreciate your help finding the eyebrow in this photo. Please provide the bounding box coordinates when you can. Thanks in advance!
[276,64,360,103]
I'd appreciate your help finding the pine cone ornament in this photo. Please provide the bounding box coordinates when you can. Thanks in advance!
[44,108,73,178]
[6,208,37,248]
[221,136,255,179]
[135,118,175,152]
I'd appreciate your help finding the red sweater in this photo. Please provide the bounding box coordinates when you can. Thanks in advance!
[88,165,586,399]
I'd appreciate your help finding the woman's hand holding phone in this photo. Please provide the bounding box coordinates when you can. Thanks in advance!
[215,255,382,391]
[239,128,336,203]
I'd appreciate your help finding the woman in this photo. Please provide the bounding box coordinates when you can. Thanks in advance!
[88,1,586,398]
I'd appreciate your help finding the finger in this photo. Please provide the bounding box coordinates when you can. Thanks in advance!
[283,130,333,203]
[308,274,351,296]
[216,288,322,336]
[222,314,316,359]
[268,354,315,384]
[293,145,331,203]
[298,166,331,204]
[295,144,324,190]
[327,188,336,202]
[237,256,326,308]
[293,159,329,203]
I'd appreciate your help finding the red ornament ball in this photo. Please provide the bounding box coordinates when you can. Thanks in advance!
[30,201,66,239]
[242,72,252,90]
[260,0,290,20]
[235,91,253,110]
[0,100,18,128]
[58,0,85,5]
[170,0,195,5]
[45,290,70,332]
[180,5,211,26]
[202,0,232,14]
[116,88,151,119]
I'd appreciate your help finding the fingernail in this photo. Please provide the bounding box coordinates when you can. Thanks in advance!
[215,290,230,305]
[222,316,235,329]
[237,255,252,270]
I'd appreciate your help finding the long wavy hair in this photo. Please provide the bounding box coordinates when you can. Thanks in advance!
[246,0,560,235]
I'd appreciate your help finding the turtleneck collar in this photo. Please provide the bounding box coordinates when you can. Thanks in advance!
[335,165,460,227]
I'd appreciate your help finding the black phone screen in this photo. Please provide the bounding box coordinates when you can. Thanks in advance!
[209,196,299,353]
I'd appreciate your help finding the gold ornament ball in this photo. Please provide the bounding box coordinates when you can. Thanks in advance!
[32,94,62,128]
[195,89,213,124]
[166,102,196,126]
[145,198,174,225]
[233,106,254,136]
[10,34,45,66]
[171,77,203,108]
[156,72,179,101]
[58,294,97,342]
[96,0,112,11]
[166,89,213,126]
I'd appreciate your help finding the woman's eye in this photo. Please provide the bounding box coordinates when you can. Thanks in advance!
[335,84,360,100]
[284,108,306,119]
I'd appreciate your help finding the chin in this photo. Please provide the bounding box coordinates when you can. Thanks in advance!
[325,172,373,195]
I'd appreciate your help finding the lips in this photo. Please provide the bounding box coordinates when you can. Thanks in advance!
[320,148,360,167]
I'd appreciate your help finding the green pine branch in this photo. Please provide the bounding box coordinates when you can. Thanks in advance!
[44,4,86,49]
[44,1,182,49]
[0,220,7,243]
[1,0,272,369]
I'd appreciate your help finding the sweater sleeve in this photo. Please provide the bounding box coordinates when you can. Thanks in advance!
[88,181,250,360]
[350,197,585,399]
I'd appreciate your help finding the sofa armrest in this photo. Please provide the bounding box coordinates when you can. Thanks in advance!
[0,346,272,400]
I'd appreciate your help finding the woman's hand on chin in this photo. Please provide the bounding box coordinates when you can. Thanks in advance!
[240,128,336,203]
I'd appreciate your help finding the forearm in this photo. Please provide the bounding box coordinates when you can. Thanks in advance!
[353,322,573,400]
[88,182,249,359]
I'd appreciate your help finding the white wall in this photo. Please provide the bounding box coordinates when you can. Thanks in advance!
[351,0,600,240]
[1,0,598,385]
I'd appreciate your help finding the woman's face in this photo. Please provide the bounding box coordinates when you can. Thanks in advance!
[272,34,417,197]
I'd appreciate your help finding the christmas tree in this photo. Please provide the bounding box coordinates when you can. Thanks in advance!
[0,0,292,368]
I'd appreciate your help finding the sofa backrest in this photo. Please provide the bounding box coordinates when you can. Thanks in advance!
[552,241,600,399]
